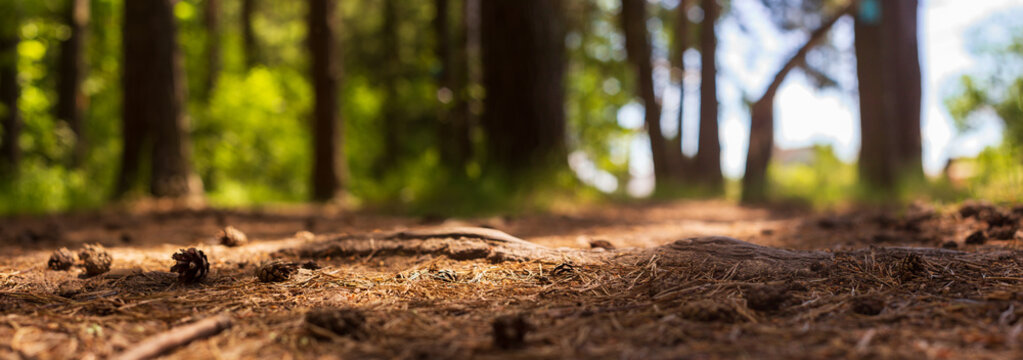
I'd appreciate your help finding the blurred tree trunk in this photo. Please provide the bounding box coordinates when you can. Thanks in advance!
[57,0,90,167]
[203,0,220,100]
[435,0,472,170]
[889,0,922,180]
[119,0,201,198]
[308,0,345,201]
[0,7,19,175]
[742,3,853,203]
[694,0,722,190]
[620,0,668,186]
[854,0,921,191]
[241,0,258,69]
[668,0,691,182]
[378,0,400,174]
[480,0,565,172]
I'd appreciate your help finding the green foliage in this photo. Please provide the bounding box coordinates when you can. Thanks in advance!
[765,145,856,208]
[194,68,312,206]
[945,9,1023,147]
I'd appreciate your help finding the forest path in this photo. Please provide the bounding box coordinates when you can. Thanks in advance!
[2,200,1021,359]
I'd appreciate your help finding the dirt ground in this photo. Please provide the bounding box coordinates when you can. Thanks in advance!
[2,200,1023,359]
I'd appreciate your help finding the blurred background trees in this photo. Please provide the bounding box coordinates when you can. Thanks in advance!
[0,0,1019,215]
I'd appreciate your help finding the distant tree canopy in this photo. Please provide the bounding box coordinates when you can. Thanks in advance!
[946,10,1023,148]
[0,0,973,214]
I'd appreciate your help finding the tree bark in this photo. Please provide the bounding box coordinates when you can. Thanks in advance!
[621,0,669,185]
[668,0,691,182]
[435,0,472,170]
[889,0,922,180]
[742,3,854,203]
[694,0,723,190]
[854,0,922,192]
[308,0,345,202]
[241,0,258,69]
[0,8,19,175]
[119,0,201,198]
[480,0,566,172]
[57,0,90,167]
[203,0,221,100]
[378,0,400,174]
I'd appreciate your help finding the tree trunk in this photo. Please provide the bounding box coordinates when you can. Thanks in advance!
[203,0,221,100]
[120,0,200,198]
[57,0,90,167]
[480,0,566,172]
[668,0,691,182]
[435,0,472,170]
[889,0,922,181]
[0,8,19,175]
[620,0,668,186]
[742,3,854,203]
[308,0,345,202]
[855,0,921,192]
[694,0,722,189]
[241,0,258,69]
[378,0,400,174]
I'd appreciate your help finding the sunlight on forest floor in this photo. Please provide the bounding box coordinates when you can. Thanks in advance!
[2,200,1023,359]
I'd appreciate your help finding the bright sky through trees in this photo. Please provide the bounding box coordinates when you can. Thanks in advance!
[614,0,1022,196]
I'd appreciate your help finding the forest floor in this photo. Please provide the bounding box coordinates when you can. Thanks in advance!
[2,199,1023,359]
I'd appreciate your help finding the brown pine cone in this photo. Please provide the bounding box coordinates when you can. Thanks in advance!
[78,244,112,276]
[170,248,210,283]
[256,260,297,282]
[218,226,248,247]
[48,247,76,271]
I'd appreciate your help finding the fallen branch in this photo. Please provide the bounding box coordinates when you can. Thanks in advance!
[114,314,233,360]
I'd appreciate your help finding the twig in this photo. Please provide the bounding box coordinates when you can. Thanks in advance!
[114,314,233,360]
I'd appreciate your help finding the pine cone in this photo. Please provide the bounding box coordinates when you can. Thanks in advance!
[256,260,297,282]
[78,244,112,276]
[218,226,248,247]
[48,247,76,271]
[170,248,210,283]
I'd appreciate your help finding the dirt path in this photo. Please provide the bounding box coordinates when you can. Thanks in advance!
[1,200,1022,359]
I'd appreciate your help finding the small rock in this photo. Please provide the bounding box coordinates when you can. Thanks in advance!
[589,239,615,250]
[218,226,248,247]
[78,244,112,277]
[851,296,885,316]
[47,247,76,271]
[965,230,987,245]
[305,308,367,340]
[492,314,531,349]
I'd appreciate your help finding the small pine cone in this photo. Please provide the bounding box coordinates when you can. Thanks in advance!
[170,248,210,283]
[78,244,112,276]
[256,260,297,282]
[48,247,76,271]
[218,226,248,247]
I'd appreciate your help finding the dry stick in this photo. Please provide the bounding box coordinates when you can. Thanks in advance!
[114,314,233,360]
